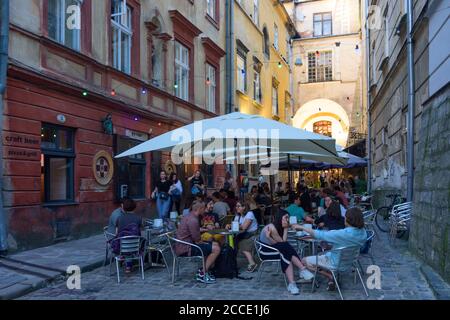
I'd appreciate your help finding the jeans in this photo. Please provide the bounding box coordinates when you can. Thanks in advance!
[156,196,172,219]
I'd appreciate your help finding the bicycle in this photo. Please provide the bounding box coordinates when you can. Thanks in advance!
[375,194,407,236]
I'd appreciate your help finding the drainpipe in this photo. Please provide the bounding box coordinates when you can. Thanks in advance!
[225,0,234,114]
[406,0,415,202]
[364,0,372,194]
[0,0,9,253]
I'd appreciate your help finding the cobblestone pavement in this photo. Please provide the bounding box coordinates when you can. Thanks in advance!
[20,231,439,300]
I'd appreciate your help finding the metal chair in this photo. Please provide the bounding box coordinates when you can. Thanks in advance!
[109,236,145,283]
[103,226,116,267]
[166,234,206,284]
[389,202,412,244]
[254,239,287,287]
[358,230,375,267]
[145,230,173,279]
[310,245,368,300]
[362,210,378,238]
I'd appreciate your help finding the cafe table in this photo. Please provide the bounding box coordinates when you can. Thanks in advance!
[207,229,240,248]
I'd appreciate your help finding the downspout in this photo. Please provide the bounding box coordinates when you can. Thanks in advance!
[364,0,372,194]
[406,0,415,202]
[225,0,235,114]
[0,0,10,253]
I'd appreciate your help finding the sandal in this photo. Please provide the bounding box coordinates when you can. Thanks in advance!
[326,281,336,291]
[247,264,258,272]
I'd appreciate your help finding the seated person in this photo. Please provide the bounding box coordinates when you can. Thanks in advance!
[200,200,224,244]
[259,209,315,295]
[221,189,237,214]
[175,200,221,284]
[228,201,259,272]
[334,186,349,208]
[285,195,306,223]
[212,192,231,220]
[114,199,143,273]
[107,197,127,237]
[305,198,345,231]
[295,207,367,291]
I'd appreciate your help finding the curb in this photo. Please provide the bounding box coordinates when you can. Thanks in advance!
[0,257,104,300]
[419,264,450,300]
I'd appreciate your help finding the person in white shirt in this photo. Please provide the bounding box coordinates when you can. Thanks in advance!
[169,172,183,214]
[227,201,259,272]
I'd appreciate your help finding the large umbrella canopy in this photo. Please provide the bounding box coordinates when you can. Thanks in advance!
[115,112,341,163]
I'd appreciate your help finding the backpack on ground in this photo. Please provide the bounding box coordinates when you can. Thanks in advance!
[211,244,238,279]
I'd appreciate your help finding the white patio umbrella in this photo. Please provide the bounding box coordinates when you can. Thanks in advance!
[115,112,341,162]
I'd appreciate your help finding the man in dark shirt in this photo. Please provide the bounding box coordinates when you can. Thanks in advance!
[299,186,312,213]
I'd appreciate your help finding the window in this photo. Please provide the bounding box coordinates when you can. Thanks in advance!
[253,70,261,103]
[111,0,132,74]
[48,0,81,51]
[253,0,259,25]
[41,124,75,203]
[313,121,332,137]
[206,64,216,112]
[202,164,215,188]
[263,27,270,58]
[115,136,146,200]
[237,53,247,92]
[308,51,332,82]
[206,0,216,20]
[272,85,279,116]
[175,41,190,100]
[274,24,279,50]
[313,12,332,37]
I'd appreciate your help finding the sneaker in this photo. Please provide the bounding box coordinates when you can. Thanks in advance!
[196,270,216,284]
[287,283,300,295]
[205,273,216,283]
[327,281,336,291]
[247,264,258,273]
[299,268,315,281]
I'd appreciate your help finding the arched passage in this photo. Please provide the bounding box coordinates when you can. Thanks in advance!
[292,99,350,147]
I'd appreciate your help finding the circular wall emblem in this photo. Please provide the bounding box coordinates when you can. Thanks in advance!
[93,151,114,186]
[165,160,177,175]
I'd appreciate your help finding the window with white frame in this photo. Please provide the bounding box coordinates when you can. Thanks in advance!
[253,0,259,26]
[48,0,81,51]
[111,0,132,74]
[313,12,332,37]
[274,24,279,50]
[206,64,216,112]
[253,70,261,103]
[175,41,190,101]
[384,9,389,58]
[272,85,279,116]
[237,53,246,92]
[206,0,216,20]
[308,51,332,82]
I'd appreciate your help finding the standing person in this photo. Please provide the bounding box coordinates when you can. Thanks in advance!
[169,172,183,215]
[259,209,315,295]
[295,207,367,291]
[348,176,356,194]
[175,201,221,284]
[188,170,205,197]
[229,201,259,272]
[320,172,326,188]
[239,170,250,200]
[152,170,172,220]
[299,186,312,214]
[223,171,236,192]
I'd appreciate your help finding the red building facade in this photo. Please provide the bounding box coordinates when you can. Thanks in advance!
[3,0,226,251]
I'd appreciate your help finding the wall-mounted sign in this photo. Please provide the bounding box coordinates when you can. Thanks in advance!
[93,151,114,186]
[125,129,148,142]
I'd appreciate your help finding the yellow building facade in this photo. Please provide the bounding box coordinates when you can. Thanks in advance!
[233,0,296,124]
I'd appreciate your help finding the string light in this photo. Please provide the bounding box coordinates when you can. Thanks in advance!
[206,77,210,85]
[141,88,147,94]
[111,89,116,96]
[278,62,282,68]
[82,91,88,97]
[174,83,178,89]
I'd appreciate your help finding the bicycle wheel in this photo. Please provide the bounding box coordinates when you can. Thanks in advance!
[375,207,391,232]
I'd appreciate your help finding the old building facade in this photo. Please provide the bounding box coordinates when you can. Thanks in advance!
[283,0,366,148]
[365,0,449,281]
[3,0,227,251]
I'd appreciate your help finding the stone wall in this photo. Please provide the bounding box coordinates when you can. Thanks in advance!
[409,84,450,283]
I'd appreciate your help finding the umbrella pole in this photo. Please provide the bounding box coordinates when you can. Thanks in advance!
[288,154,292,188]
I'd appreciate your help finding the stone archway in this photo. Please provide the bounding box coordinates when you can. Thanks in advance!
[292,99,350,147]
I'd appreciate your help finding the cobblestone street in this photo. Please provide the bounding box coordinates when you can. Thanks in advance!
[19,231,443,300]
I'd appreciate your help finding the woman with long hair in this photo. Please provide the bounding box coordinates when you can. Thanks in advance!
[169,172,183,214]
[305,198,345,231]
[259,209,315,295]
[151,170,172,219]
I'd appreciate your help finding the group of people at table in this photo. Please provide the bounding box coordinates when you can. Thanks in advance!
[107,172,368,295]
